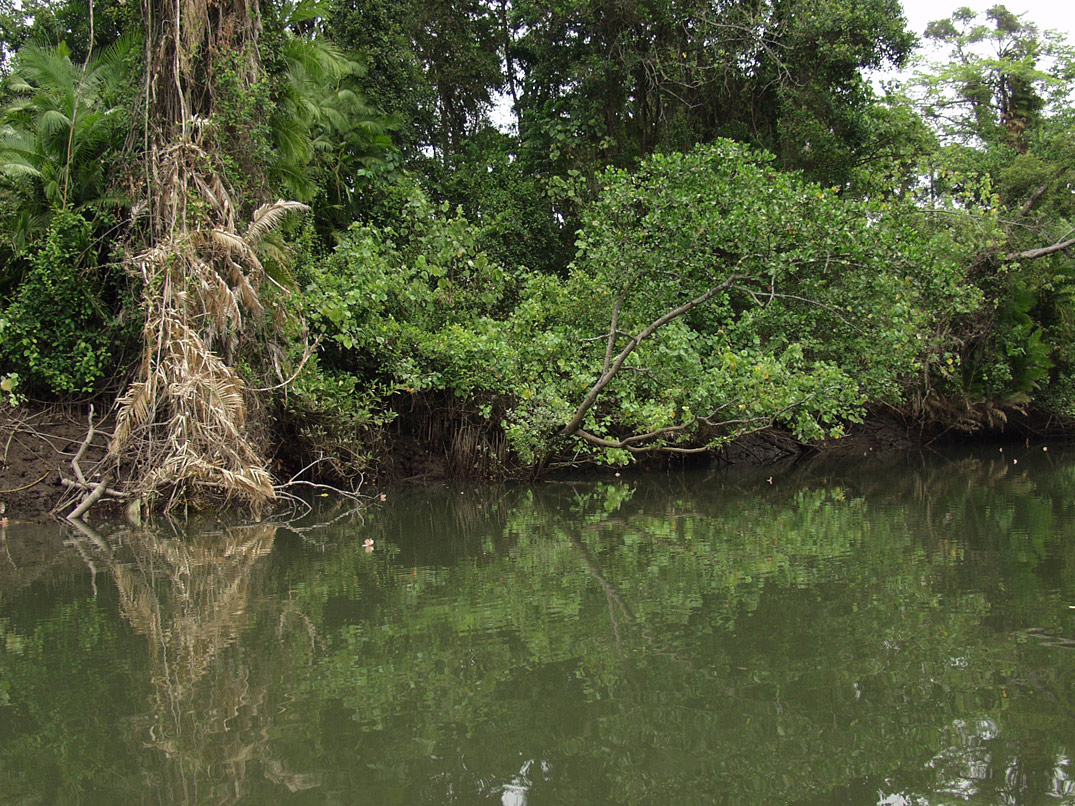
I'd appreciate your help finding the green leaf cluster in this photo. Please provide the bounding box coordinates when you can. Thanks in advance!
[296,141,995,468]
[0,210,131,394]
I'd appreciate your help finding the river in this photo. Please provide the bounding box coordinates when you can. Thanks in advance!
[2,445,1075,804]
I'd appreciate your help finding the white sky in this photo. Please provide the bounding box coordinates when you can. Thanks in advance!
[899,0,1075,43]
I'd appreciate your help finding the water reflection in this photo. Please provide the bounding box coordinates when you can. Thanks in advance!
[3,448,1075,803]
[65,519,321,801]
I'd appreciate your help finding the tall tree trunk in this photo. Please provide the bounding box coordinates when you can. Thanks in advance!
[109,0,288,513]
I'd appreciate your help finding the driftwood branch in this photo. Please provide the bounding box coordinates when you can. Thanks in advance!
[64,405,126,521]
[61,477,127,499]
[68,476,111,520]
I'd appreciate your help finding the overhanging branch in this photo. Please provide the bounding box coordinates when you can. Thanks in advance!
[570,385,841,455]
[559,274,741,439]
[1004,235,1075,262]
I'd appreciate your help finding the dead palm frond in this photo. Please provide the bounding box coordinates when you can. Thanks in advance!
[246,200,309,245]
[111,136,307,512]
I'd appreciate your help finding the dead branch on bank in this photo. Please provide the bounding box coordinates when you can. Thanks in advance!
[60,405,127,521]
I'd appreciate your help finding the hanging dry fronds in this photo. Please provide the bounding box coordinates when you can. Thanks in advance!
[106,0,309,514]
[111,126,306,512]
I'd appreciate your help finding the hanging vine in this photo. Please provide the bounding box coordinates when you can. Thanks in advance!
[108,0,305,512]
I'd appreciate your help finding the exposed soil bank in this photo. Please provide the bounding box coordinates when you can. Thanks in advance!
[0,404,112,524]
[2,401,1069,522]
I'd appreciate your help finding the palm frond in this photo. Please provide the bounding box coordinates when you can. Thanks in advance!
[246,200,309,245]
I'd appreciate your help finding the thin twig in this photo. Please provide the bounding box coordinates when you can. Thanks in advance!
[0,470,51,494]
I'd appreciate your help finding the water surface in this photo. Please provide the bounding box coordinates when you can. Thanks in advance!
[2,446,1075,804]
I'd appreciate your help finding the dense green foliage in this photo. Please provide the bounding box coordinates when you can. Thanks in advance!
[297,139,999,468]
[0,0,1073,480]
[0,211,132,394]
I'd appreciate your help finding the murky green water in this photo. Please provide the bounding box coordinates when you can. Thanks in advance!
[3,447,1075,804]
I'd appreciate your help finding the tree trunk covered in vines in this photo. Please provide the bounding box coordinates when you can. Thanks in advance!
[143,0,264,231]
[108,0,297,513]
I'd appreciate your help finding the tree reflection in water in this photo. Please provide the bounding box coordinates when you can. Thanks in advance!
[7,449,1075,803]
[67,518,321,802]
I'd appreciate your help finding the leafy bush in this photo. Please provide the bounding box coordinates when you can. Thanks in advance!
[305,187,517,393]
[295,143,995,471]
[0,211,128,394]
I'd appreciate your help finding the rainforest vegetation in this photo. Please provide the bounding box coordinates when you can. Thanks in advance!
[0,0,1073,509]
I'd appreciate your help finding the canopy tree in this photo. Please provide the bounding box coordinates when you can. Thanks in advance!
[494,0,918,272]
[912,6,1075,419]
[512,0,915,182]
[325,0,503,158]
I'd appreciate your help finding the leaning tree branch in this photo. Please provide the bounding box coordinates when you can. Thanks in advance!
[573,405,743,451]
[1016,182,1050,218]
[575,422,764,455]
[560,271,846,444]
[603,270,647,375]
[560,274,741,439]
[1005,234,1075,262]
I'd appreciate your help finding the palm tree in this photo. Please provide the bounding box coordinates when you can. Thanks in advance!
[0,35,138,252]
[268,0,398,234]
